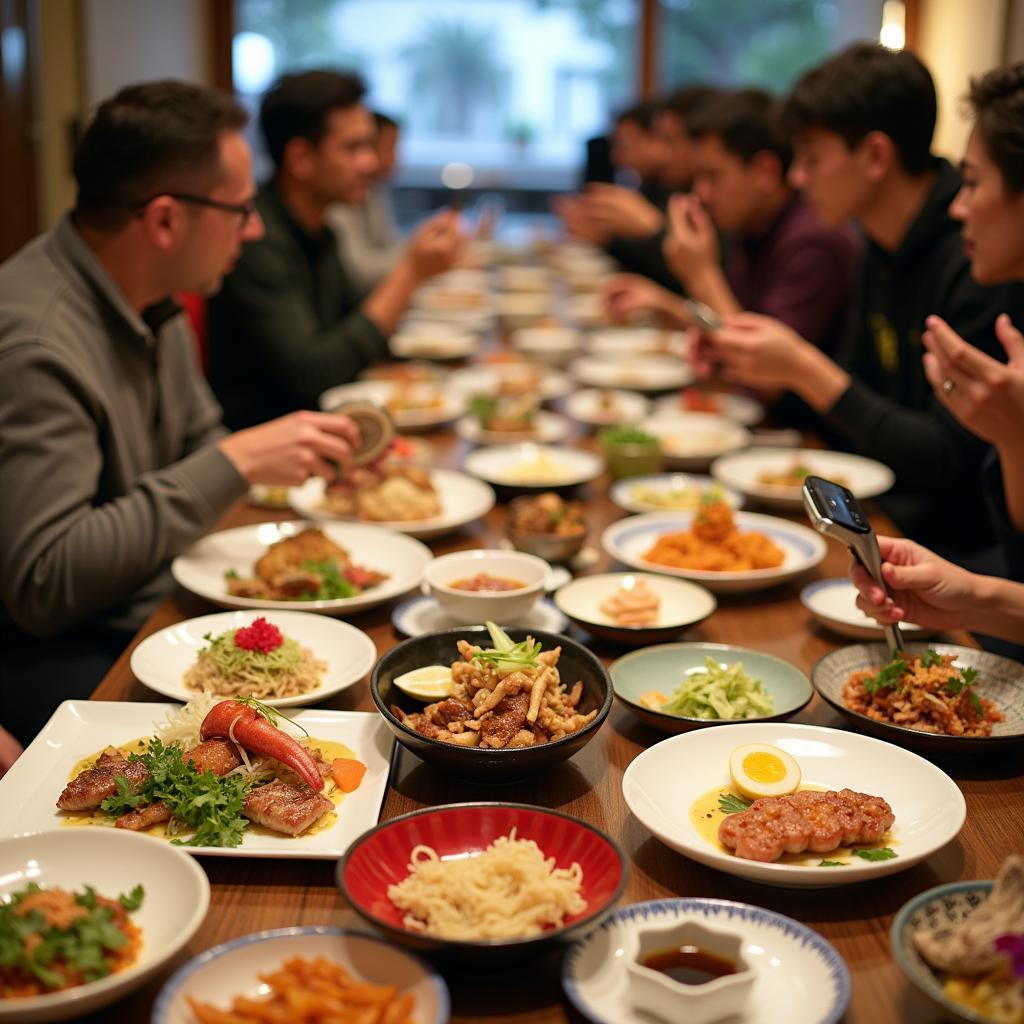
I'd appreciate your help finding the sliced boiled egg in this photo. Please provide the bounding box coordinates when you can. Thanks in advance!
[728,743,801,800]
[393,665,454,701]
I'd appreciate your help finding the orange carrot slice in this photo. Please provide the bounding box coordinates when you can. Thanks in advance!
[331,758,367,793]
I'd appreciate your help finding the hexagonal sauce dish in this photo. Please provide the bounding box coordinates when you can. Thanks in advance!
[625,919,755,1024]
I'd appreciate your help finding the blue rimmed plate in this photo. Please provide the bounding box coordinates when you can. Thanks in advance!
[891,880,996,1024]
[153,926,449,1024]
[563,898,850,1024]
[601,510,826,593]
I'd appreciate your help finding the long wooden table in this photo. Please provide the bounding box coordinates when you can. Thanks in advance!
[85,427,1023,1023]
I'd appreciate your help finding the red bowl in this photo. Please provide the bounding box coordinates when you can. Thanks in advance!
[338,802,628,966]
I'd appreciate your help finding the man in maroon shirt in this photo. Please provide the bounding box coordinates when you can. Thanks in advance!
[603,89,859,357]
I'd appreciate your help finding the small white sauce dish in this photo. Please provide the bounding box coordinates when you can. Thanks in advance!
[424,548,549,624]
[625,919,755,1024]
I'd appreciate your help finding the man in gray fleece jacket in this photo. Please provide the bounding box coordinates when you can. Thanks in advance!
[0,82,360,744]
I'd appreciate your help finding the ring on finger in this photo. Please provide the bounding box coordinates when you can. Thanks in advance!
[941,378,956,395]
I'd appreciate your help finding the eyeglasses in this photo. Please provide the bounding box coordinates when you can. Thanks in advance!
[134,192,257,227]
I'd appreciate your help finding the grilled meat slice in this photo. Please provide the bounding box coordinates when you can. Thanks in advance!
[242,779,333,836]
[115,801,172,831]
[255,528,349,584]
[480,691,530,749]
[56,747,149,811]
[718,788,895,863]
[185,739,243,776]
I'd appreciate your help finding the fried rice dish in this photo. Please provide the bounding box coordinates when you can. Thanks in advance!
[322,462,441,522]
[642,501,785,572]
[844,649,1004,737]
[392,625,596,749]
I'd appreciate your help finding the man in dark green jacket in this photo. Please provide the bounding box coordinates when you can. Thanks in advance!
[208,70,463,429]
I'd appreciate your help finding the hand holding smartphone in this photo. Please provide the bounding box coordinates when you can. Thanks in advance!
[801,475,904,655]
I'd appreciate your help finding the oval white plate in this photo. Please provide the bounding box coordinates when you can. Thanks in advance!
[622,722,965,887]
[171,521,432,616]
[602,510,826,593]
[318,379,464,430]
[642,412,751,469]
[609,473,743,514]
[464,444,604,489]
[0,830,208,1023]
[563,898,850,1024]
[130,610,376,708]
[565,388,650,427]
[455,411,571,446]
[289,469,495,540]
[586,327,686,358]
[800,578,930,640]
[553,572,717,634]
[392,594,569,638]
[389,327,480,361]
[654,389,764,426]
[449,365,574,403]
[711,448,895,508]
[570,354,694,393]
[154,927,449,1024]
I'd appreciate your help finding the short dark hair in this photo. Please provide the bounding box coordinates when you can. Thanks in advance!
[73,80,247,231]
[260,69,367,169]
[688,89,793,173]
[783,43,936,174]
[373,110,400,133]
[615,100,658,132]
[657,85,721,129]
[966,64,1024,192]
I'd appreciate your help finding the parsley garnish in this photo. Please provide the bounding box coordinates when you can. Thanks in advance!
[100,739,252,848]
[863,654,908,694]
[853,847,897,862]
[920,649,944,668]
[818,860,845,867]
[118,885,145,912]
[233,696,309,738]
[945,666,982,716]
[718,793,752,814]
[299,559,356,600]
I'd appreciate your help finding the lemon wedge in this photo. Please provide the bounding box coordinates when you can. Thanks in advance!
[393,665,454,701]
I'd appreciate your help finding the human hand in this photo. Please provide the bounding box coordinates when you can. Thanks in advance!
[922,313,1024,454]
[582,183,664,238]
[406,209,464,281]
[849,535,978,632]
[692,312,807,389]
[664,193,719,284]
[0,725,22,777]
[551,193,613,245]
[600,273,675,324]
[219,411,361,485]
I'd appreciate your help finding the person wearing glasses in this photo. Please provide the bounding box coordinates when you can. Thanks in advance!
[207,70,464,430]
[0,81,361,745]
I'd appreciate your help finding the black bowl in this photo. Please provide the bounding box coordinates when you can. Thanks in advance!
[371,626,612,783]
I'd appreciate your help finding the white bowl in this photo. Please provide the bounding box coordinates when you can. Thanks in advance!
[389,324,479,361]
[642,412,751,469]
[588,328,685,358]
[455,411,571,446]
[464,444,604,490]
[800,578,930,640]
[511,325,581,364]
[424,549,549,624]
[496,292,554,330]
[0,830,209,1022]
[154,927,448,1024]
[565,388,650,427]
[570,354,694,393]
[499,265,553,293]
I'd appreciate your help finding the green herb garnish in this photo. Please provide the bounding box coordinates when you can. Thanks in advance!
[718,792,752,815]
[118,885,145,912]
[599,425,659,446]
[818,860,845,867]
[920,649,944,668]
[233,696,309,738]
[852,847,897,862]
[471,621,543,673]
[100,739,252,848]
[862,654,908,694]
[299,558,356,600]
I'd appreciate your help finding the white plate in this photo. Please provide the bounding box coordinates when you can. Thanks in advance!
[130,610,377,708]
[288,469,495,540]
[510,325,580,364]
[570,354,694,392]
[154,927,449,1024]
[563,898,850,1024]
[318,379,464,431]
[0,830,208,1023]
[1,701,393,860]
[587,328,686,357]
[455,411,571,446]
[642,412,752,469]
[801,578,930,640]
[464,444,604,489]
[389,326,480,361]
[654,389,764,426]
[171,521,432,616]
[449,364,574,403]
[621,722,965,887]
[711,448,895,508]
[565,388,650,427]
[602,510,826,593]
[609,473,743,514]
[392,595,569,638]
[553,573,717,634]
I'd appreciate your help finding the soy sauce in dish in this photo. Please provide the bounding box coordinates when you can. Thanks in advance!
[641,945,738,985]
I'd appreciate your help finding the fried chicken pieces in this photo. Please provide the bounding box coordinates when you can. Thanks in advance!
[718,788,895,862]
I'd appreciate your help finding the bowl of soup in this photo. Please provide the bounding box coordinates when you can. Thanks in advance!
[425,549,549,624]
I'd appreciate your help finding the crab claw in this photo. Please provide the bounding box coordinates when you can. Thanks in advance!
[200,701,323,792]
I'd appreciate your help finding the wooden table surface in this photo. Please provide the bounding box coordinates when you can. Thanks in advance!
[85,424,1023,1024]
